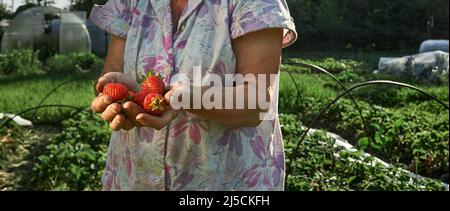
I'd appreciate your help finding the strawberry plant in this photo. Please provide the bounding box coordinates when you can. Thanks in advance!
[281,114,447,191]
[30,111,109,191]
[280,56,449,185]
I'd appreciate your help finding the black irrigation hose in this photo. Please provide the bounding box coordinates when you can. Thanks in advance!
[285,80,449,186]
[284,61,371,141]
[0,105,86,128]
[31,78,88,119]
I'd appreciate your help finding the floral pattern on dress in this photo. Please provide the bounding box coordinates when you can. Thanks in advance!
[90,0,297,191]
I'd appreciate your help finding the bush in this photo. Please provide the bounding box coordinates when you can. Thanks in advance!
[45,53,103,74]
[354,104,449,181]
[30,111,109,191]
[0,50,43,75]
[298,98,450,182]
[281,114,447,191]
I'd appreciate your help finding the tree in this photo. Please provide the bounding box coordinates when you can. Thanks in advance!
[12,3,36,18]
[70,0,107,15]
[286,0,449,51]
[11,0,56,18]
[24,0,55,6]
[0,3,12,20]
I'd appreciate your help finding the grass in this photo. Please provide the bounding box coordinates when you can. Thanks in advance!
[0,72,98,123]
[283,50,417,69]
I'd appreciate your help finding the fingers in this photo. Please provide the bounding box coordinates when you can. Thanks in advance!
[110,113,127,131]
[104,103,138,131]
[109,113,136,131]
[101,103,122,122]
[164,89,174,103]
[136,114,165,130]
[103,107,135,131]
[91,94,113,113]
[136,107,179,130]
[96,76,111,93]
[122,118,135,131]
[96,72,139,93]
[123,102,145,127]
[164,83,190,111]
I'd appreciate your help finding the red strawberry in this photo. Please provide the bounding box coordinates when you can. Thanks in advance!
[142,72,166,96]
[143,93,167,116]
[102,83,130,102]
[132,90,149,107]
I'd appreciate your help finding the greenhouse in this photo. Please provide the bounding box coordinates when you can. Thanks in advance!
[0,6,91,54]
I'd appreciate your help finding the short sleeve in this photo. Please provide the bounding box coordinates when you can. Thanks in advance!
[230,0,298,48]
[89,0,136,38]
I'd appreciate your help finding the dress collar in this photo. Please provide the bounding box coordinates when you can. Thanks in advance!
[149,0,203,32]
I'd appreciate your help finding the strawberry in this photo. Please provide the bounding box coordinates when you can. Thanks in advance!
[132,90,149,107]
[128,91,135,99]
[141,71,166,96]
[143,93,167,116]
[102,83,130,102]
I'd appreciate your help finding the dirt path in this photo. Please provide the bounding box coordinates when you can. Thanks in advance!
[0,124,61,191]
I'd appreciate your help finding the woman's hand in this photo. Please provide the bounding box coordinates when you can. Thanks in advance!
[91,72,140,131]
[123,88,181,130]
[95,72,140,93]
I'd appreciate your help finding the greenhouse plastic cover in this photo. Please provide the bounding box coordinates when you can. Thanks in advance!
[1,6,61,51]
[377,51,449,83]
[59,13,91,54]
[419,40,449,53]
[1,6,91,54]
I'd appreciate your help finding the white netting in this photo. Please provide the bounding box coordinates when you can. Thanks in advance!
[377,51,449,83]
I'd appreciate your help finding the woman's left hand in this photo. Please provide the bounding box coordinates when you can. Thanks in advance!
[123,90,181,130]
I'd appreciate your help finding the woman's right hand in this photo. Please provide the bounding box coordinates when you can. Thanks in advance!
[91,72,140,131]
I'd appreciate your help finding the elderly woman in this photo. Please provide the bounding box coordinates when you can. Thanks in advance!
[90,0,297,191]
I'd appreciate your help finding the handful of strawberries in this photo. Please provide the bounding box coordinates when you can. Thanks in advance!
[101,72,167,116]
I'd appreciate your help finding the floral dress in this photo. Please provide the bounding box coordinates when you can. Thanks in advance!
[90,0,297,191]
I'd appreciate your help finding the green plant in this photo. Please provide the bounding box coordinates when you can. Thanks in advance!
[0,3,12,20]
[287,0,448,51]
[285,57,366,73]
[45,53,103,74]
[30,111,109,191]
[357,105,449,180]
[281,114,447,191]
[0,50,43,75]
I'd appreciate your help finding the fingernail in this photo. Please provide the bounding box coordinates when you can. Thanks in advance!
[136,115,144,121]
